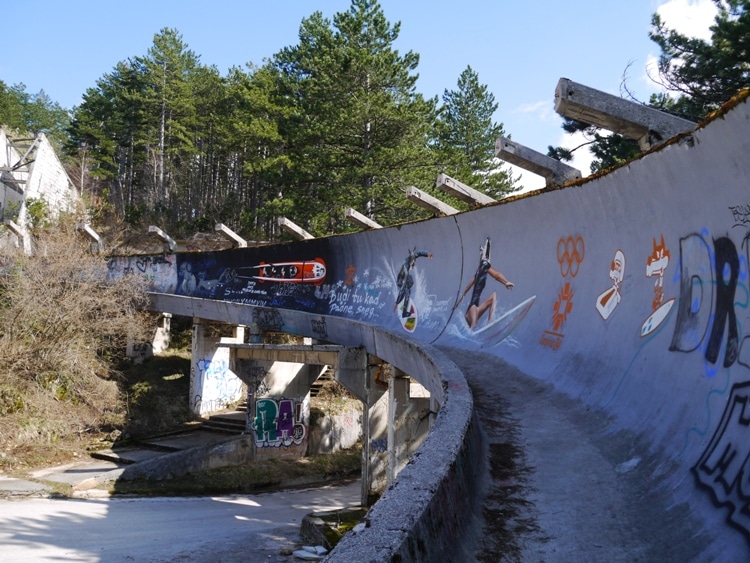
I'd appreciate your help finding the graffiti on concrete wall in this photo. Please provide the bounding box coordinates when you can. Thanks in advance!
[313,263,389,323]
[107,254,177,293]
[310,316,329,340]
[444,236,534,348]
[371,438,387,453]
[191,354,243,414]
[540,235,585,351]
[669,231,744,369]
[693,380,750,539]
[670,218,750,537]
[729,203,750,229]
[253,308,285,332]
[641,236,675,337]
[392,248,432,332]
[596,249,625,320]
[252,397,306,448]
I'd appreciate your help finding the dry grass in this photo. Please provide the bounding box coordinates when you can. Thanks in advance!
[0,223,150,456]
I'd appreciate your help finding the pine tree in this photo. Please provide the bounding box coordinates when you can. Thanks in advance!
[437,66,516,199]
[650,0,750,117]
[271,0,438,233]
[132,28,201,212]
[0,81,69,149]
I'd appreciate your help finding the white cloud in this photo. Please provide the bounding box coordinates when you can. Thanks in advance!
[515,100,557,122]
[642,1,719,93]
[656,0,718,40]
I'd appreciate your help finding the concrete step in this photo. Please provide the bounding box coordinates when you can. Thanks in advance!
[203,411,247,434]
[310,369,334,397]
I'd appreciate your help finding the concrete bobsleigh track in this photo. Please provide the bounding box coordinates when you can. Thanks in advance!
[114,92,750,560]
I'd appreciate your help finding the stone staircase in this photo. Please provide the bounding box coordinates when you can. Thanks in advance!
[310,368,334,398]
[201,403,248,434]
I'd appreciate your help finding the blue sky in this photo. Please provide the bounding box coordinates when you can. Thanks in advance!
[2,0,717,191]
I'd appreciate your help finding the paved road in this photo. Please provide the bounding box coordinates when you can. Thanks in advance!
[0,481,360,562]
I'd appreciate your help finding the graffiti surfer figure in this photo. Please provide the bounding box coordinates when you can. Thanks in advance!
[393,248,432,318]
[457,238,514,329]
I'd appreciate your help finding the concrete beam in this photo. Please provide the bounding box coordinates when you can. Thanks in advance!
[4,219,25,240]
[405,186,458,216]
[554,77,696,150]
[278,217,314,240]
[221,343,343,367]
[335,346,369,402]
[495,137,581,186]
[345,208,383,230]
[214,223,247,247]
[4,219,31,255]
[76,223,104,253]
[435,174,495,206]
[148,225,177,252]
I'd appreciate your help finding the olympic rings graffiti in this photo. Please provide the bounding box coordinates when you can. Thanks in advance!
[556,236,585,278]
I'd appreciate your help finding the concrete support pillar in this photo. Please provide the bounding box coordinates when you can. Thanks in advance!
[189,319,206,415]
[387,373,410,485]
[75,223,104,254]
[5,219,31,255]
[359,358,388,504]
[189,319,244,417]
[332,347,372,505]
[152,313,171,354]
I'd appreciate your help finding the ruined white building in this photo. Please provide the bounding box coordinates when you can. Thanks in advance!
[0,128,79,253]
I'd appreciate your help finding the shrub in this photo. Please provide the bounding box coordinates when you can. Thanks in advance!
[0,223,149,448]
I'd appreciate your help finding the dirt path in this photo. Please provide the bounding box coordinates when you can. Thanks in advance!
[441,348,711,562]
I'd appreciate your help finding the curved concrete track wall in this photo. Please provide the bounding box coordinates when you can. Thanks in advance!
[114,95,750,559]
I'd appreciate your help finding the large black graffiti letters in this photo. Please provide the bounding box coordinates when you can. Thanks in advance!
[708,237,739,366]
[693,381,750,538]
[670,234,713,354]
[670,234,740,367]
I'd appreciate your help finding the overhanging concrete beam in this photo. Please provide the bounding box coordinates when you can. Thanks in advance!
[345,208,382,229]
[495,137,581,186]
[5,219,25,240]
[554,77,696,150]
[76,223,104,253]
[4,219,31,255]
[435,174,495,206]
[406,186,458,216]
[214,223,247,247]
[278,217,314,240]
[148,225,176,252]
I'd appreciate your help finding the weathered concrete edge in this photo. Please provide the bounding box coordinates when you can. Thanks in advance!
[79,434,253,488]
[327,343,481,562]
[147,294,482,562]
